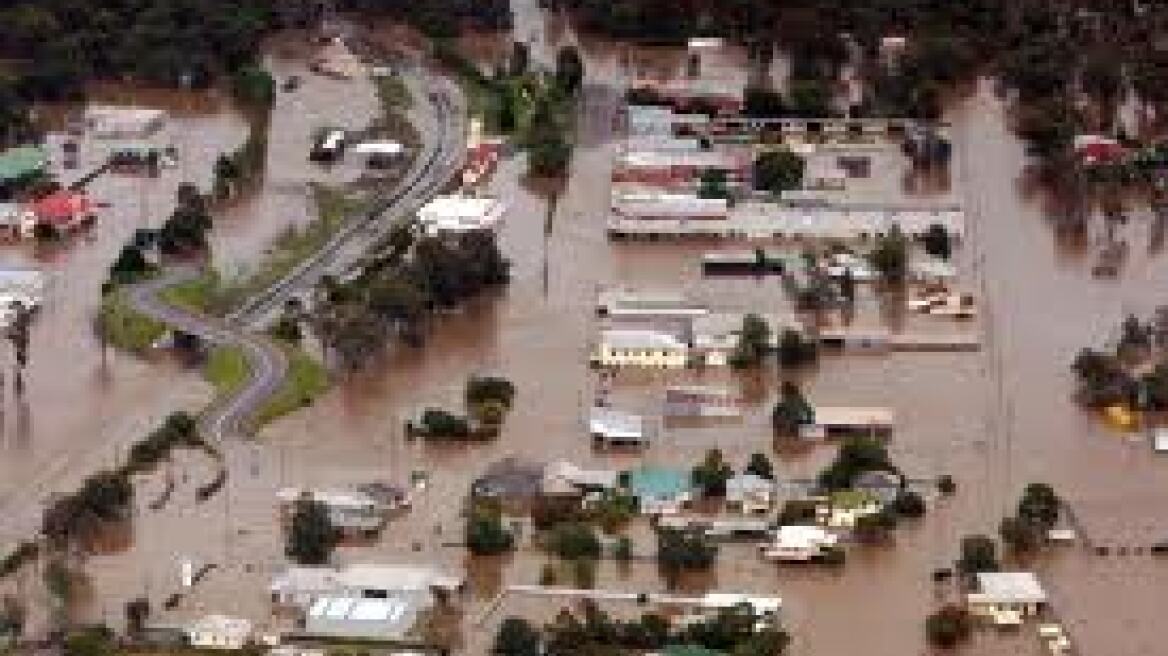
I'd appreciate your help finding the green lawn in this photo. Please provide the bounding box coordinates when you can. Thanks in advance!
[98,291,167,352]
[159,271,223,314]
[203,346,250,400]
[252,343,329,430]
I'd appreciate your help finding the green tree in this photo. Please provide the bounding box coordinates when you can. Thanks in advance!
[509,42,530,78]
[743,86,786,118]
[612,535,633,561]
[108,244,153,285]
[691,448,734,497]
[957,534,999,575]
[924,604,972,649]
[776,328,817,368]
[869,225,909,284]
[772,381,813,437]
[286,494,337,565]
[64,627,114,656]
[729,313,771,368]
[922,223,951,260]
[547,522,601,560]
[494,617,541,656]
[467,503,514,555]
[555,45,585,94]
[698,167,729,200]
[785,79,833,117]
[891,490,926,518]
[744,452,774,480]
[817,437,895,491]
[753,149,804,195]
[999,515,1042,553]
[1017,483,1060,530]
[657,528,716,586]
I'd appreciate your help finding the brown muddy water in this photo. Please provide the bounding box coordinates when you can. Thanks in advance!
[0,32,385,626]
[16,9,1168,656]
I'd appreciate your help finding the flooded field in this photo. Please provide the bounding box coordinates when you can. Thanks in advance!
[6,4,1168,656]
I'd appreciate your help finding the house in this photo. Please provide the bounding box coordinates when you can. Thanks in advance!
[690,313,801,366]
[277,487,389,536]
[416,195,506,236]
[627,466,693,515]
[185,615,252,650]
[966,572,1048,624]
[28,191,96,233]
[0,203,36,241]
[760,525,839,562]
[612,193,730,221]
[350,141,404,169]
[471,457,544,507]
[270,563,464,609]
[84,106,166,138]
[797,406,894,440]
[824,489,883,529]
[663,386,742,418]
[589,406,650,448]
[851,470,903,505]
[0,146,48,197]
[592,329,689,368]
[596,286,708,321]
[304,593,427,640]
[725,474,776,515]
[540,460,619,498]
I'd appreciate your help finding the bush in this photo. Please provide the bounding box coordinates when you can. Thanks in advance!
[467,503,514,556]
[891,490,927,518]
[493,617,541,656]
[923,223,952,260]
[925,604,972,648]
[937,475,956,496]
[546,522,601,560]
[957,534,999,575]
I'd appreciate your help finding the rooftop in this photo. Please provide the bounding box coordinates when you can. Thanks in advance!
[588,407,647,440]
[186,614,252,639]
[812,406,895,427]
[972,572,1047,604]
[0,146,47,182]
[601,329,687,351]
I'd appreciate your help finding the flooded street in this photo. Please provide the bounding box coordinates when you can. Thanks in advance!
[5,5,1167,656]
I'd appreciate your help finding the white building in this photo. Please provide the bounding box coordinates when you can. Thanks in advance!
[725,474,776,515]
[595,286,708,321]
[541,460,619,496]
[185,615,252,650]
[84,105,166,139]
[277,487,388,536]
[760,525,839,562]
[967,572,1048,624]
[592,329,688,368]
[305,594,426,641]
[588,406,650,448]
[270,563,464,609]
[416,195,506,236]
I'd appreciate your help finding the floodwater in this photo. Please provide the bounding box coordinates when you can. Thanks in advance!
[0,33,384,630]
[25,6,1168,656]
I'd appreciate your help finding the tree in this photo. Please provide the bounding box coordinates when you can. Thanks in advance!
[555,45,584,94]
[1017,483,1060,530]
[957,534,998,575]
[691,448,733,497]
[937,475,956,496]
[922,223,952,260]
[528,133,571,177]
[546,522,601,560]
[743,86,786,118]
[924,604,972,648]
[776,329,816,368]
[853,507,898,544]
[744,452,774,480]
[64,627,114,656]
[729,313,771,368]
[108,244,153,285]
[571,557,596,589]
[466,376,516,408]
[869,226,909,284]
[753,149,804,195]
[817,437,894,491]
[494,617,541,656]
[612,535,633,561]
[286,494,337,565]
[158,186,213,256]
[509,42,530,78]
[999,515,1042,553]
[891,490,926,518]
[698,167,729,200]
[785,79,833,117]
[657,528,717,584]
[772,381,813,437]
[467,503,514,555]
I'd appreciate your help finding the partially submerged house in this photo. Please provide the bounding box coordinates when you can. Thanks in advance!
[725,474,776,516]
[760,525,839,562]
[797,406,894,440]
[589,406,651,449]
[277,486,392,537]
[184,615,252,651]
[592,328,689,368]
[416,195,506,237]
[471,457,545,509]
[966,572,1048,625]
[270,563,464,610]
[540,460,619,499]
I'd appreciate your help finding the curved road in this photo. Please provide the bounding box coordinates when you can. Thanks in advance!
[128,61,466,441]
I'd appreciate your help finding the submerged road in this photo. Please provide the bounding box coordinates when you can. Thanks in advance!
[127,62,467,442]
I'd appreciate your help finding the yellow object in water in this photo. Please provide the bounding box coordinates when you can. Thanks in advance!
[1104,404,1138,431]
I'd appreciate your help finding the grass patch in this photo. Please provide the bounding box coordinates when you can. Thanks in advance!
[203,346,250,400]
[252,343,329,429]
[159,271,224,314]
[98,291,167,352]
[374,75,413,111]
